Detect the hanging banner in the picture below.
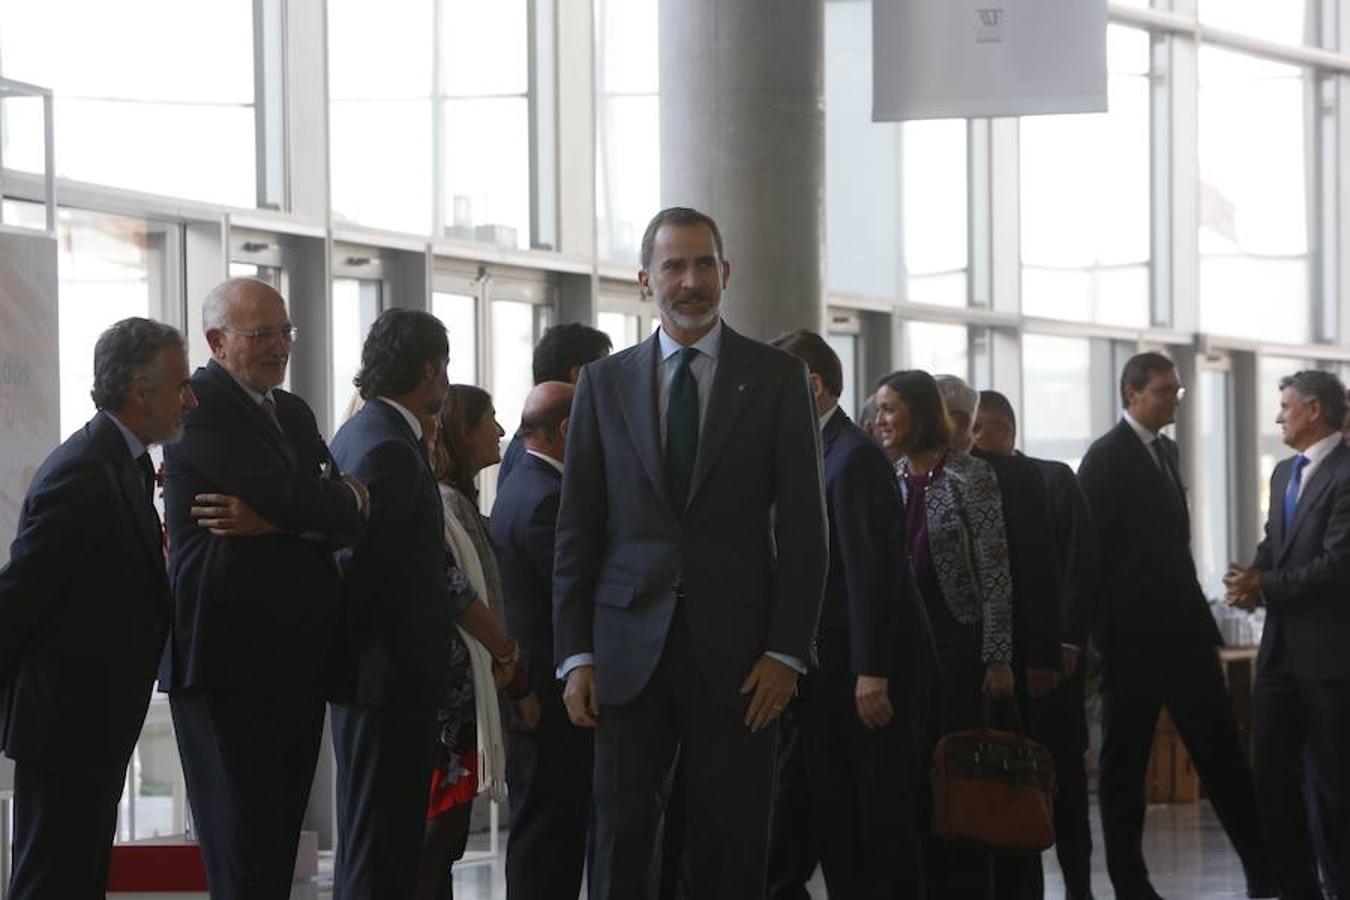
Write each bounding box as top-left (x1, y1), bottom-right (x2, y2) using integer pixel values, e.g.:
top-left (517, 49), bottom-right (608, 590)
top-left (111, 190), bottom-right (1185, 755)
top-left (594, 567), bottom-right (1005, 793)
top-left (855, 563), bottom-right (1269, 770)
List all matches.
top-left (873, 0), bottom-right (1108, 121)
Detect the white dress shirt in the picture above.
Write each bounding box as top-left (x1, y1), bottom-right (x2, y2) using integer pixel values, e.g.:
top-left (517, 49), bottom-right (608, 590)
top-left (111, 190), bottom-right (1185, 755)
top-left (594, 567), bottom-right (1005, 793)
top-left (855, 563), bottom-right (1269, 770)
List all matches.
top-left (525, 448), bottom-right (564, 475)
top-left (1122, 410), bottom-right (1167, 471)
top-left (377, 396), bottom-right (424, 441)
top-left (1291, 431), bottom-right (1342, 502)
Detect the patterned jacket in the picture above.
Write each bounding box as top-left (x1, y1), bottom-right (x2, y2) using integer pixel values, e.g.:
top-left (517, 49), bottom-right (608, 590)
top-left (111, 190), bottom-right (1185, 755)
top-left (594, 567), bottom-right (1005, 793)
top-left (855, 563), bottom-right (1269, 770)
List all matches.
top-left (897, 450), bottom-right (1013, 664)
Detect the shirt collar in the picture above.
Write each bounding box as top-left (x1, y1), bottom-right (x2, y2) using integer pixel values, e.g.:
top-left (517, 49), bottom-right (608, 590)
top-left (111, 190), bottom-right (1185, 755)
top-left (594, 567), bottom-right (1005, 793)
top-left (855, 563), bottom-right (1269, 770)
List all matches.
top-left (1299, 431), bottom-right (1341, 466)
top-left (525, 448), bottom-right (565, 474)
top-left (1122, 410), bottom-right (1160, 446)
top-left (818, 404), bottom-right (839, 432)
top-left (105, 411), bottom-right (147, 460)
top-left (658, 318), bottom-right (722, 362)
top-left (377, 396), bottom-right (423, 441)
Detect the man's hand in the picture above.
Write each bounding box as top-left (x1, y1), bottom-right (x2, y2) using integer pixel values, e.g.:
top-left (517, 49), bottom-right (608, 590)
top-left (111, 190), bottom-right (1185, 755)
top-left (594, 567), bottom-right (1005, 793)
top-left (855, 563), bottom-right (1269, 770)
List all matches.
top-left (514, 692), bottom-right (541, 731)
top-left (342, 474), bottom-right (370, 518)
top-left (1224, 564), bottom-right (1263, 612)
top-left (855, 675), bottom-right (893, 729)
top-left (1026, 667), bottom-right (1061, 698)
top-left (740, 654), bottom-right (798, 732)
top-left (563, 665), bottom-right (600, 728)
top-left (192, 493), bottom-right (280, 537)
top-left (982, 663), bottom-right (1014, 699)
top-left (1061, 646), bottom-right (1081, 678)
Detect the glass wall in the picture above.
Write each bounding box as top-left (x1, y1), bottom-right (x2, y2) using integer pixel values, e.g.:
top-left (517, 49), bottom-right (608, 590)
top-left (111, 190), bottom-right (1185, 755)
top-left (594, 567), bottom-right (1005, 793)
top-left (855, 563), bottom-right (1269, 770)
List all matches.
top-left (902, 321), bottom-right (968, 380)
top-left (1021, 334), bottom-right (1093, 467)
top-left (331, 278), bottom-right (382, 431)
top-left (433, 291), bottom-right (480, 385)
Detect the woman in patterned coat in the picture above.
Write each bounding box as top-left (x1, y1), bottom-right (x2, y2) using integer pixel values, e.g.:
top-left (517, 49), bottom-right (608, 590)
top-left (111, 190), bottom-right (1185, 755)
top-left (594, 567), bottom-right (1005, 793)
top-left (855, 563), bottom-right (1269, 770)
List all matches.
top-left (873, 369), bottom-right (1014, 899)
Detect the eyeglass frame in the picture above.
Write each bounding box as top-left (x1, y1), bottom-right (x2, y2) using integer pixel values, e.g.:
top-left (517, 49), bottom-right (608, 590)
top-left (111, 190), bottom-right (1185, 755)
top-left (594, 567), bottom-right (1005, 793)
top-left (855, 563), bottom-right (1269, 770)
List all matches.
top-left (220, 324), bottom-right (299, 344)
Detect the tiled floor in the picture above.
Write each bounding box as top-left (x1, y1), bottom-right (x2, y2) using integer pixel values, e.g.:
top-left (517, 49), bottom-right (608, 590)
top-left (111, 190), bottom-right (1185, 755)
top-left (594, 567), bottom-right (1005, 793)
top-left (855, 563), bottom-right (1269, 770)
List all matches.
top-left (318, 798), bottom-right (1264, 899)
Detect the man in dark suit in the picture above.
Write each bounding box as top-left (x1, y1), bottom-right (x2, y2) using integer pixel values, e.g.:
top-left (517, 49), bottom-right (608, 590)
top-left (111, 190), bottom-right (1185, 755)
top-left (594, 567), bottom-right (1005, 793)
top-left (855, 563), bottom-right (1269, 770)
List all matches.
top-left (554, 206), bottom-right (828, 899)
top-left (976, 389), bottom-right (1101, 900)
top-left (489, 381), bottom-right (591, 899)
top-left (1079, 352), bottom-right (1273, 900)
top-left (327, 309), bottom-right (463, 900)
top-left (1227, 369), bottom-right (1350, 900)
top-left (497, 323), bottom-right (611, 488)
top-left (161, 278), bottom-right (367, 899)
top-left (0, 317), bottom-right (195, 899)
top-left (767, 330), bottom-right (934, 899)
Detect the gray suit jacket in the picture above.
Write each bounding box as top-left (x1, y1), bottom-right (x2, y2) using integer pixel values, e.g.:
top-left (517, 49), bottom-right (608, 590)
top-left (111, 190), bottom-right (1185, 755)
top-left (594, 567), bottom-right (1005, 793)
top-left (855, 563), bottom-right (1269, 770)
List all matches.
top-left (553, 324), bottom-right (828, 706)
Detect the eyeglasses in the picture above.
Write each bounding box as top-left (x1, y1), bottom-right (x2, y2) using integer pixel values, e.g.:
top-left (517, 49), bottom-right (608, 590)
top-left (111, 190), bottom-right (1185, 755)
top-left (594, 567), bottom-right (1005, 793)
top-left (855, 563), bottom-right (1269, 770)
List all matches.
top-left (1146, 384), bottom-right (1186, 401)
top-left (222, 325), bottom-right (298, 344)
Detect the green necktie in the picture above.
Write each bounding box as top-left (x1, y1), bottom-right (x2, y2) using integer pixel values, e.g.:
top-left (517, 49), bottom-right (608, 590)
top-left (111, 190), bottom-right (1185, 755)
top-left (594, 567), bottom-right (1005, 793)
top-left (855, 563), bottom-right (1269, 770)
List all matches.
top-left (666, 347), bottom-right (700, 512)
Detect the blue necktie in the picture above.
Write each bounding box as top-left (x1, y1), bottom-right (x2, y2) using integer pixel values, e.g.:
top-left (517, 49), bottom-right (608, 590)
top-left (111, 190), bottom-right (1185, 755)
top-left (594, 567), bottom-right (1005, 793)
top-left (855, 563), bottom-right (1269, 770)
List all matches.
top-left (666, 347), bottom-right (700, 513)
top-left (1283, 454), bottom-right (1309, 531)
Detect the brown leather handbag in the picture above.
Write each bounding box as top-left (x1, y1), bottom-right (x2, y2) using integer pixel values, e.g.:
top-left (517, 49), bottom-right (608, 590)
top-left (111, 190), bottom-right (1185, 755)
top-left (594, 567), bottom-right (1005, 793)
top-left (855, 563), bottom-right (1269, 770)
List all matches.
top-left (930, 700), bottom-right (1056, 851)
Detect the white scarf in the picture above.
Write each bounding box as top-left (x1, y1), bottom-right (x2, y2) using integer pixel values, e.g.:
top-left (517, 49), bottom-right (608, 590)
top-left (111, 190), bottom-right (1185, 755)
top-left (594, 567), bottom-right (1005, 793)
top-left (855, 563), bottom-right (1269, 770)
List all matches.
top-left (441, 488), bottom-right (508, 804)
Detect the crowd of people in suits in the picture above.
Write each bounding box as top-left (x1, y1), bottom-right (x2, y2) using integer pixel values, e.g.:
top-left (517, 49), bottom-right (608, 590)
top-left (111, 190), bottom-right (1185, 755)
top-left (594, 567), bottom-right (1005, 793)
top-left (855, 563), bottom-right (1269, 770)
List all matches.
top-left (0, 205), bottom-right (1346, 900)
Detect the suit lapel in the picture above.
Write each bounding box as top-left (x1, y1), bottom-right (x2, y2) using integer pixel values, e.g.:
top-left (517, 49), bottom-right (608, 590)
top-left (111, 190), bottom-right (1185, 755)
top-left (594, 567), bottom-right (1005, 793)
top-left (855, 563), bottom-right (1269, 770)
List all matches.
top-left (204, 361), bottom-right (298, 469)
top-left (687, 326), bottom-right (756, 508)
top-left (615, 334), bottom-right (674, 516)
top-left (91, 413), bottom-right (165, 579)
top-left (1270, 459), bottom-right (1290, 549)
top-left (1279, 445), bottom-right (1346, 561)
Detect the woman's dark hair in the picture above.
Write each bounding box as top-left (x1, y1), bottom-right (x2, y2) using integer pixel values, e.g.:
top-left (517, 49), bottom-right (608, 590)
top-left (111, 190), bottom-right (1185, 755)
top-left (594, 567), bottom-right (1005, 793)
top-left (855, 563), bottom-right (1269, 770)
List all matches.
top-left (876, 369), bottom-right (952, 455)
top-left (432, 384), bottom-right (494, 501)
top-left (354, 309), bottom-right (449, 400)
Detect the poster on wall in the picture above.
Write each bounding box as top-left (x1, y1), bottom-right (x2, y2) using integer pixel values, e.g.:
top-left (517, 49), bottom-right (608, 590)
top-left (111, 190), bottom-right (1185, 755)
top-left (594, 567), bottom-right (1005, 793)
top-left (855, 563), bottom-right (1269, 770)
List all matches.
top-left (0, 226), bottom-right (60, 566)
top-left (873, 0), bottom-right (1108, 121)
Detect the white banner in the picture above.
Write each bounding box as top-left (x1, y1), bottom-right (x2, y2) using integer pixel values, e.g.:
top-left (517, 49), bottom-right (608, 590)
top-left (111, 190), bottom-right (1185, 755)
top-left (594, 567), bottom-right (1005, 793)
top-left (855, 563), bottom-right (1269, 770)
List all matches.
top-left (0, 226), bottom-right (60, 566)
top-left (873, 0), bottom-right (1108, 121)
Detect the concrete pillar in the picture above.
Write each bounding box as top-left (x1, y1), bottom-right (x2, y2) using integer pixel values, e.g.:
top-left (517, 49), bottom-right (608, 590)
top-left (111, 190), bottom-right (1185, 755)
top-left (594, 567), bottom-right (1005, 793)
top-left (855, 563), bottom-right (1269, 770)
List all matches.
top-left (659, 0), bottom-right (825, 341)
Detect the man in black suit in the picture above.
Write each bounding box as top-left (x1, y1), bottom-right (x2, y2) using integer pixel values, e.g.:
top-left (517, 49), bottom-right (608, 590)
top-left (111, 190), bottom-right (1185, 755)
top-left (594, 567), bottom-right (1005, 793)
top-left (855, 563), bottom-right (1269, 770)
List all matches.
top-left (327, 309), bottom-right (462, 900)
top-left (1079, 352), bottom-right (1273, 900)
top-left (1227, 369), bottom-right (1350, 900)
top-left (497, 323), bottom-right (611, 488)
top-left (0, 317), bottom-right (195, 899)
top-left (767, 330), bottom-right (934, 899)
top-left (976, 389), bottom-right (1101, 900)
top-left (489, 381), bottom-right (591, 899)
top-left (161, 278), bottom-right (367, 899)
top-left (554, 207), bottom-right (828, 899)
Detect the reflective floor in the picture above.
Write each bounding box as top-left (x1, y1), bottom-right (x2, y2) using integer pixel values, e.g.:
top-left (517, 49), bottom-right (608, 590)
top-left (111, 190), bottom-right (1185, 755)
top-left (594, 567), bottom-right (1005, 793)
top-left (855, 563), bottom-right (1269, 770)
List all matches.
top-left (317, 798), bottom-right (1262, 899)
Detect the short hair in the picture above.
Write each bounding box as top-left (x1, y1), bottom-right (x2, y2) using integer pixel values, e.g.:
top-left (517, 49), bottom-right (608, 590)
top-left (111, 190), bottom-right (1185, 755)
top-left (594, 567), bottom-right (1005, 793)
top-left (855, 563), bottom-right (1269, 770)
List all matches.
top-left (934, 374), bottom-right (978, 418)
top-left (639, 206), bottom-right (725, 270)
top-left (519, 391), bottom-right (574, 440)
top-left (432, 384), bottom-right (494, 501)
top-left (353, 309), bottom-right (448, 400)
top-left (876, 370), bottom-right (952, 456)
top-left (1279, 370), bottom-right (1347, 429)
top-left (90, 317), bottom-right (186, 411)
top-left (978, 390), bottom-right (1017, 429)
top-left (201, 277), bottom-right (277, 332)
top-left (1119, 352), bottom-right (1176, 407)
top-left (769, 329), bottom-right (844, 398)
top-left (532, 323), bottom-right (611, 384)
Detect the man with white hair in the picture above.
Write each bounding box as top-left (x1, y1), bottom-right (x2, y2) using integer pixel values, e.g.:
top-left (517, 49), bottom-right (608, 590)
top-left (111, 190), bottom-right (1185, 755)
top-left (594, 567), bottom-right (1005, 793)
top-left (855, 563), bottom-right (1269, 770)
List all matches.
top-left (936, 373), bottom-right (1063, 896)
top-left (162, 278), bottom-right (367, 899)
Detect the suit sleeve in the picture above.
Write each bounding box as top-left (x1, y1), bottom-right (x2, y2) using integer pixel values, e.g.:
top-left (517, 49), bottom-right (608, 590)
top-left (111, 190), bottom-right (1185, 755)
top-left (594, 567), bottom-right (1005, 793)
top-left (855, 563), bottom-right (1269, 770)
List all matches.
top-left (834, 445), bottom-right (911, 677)
top-left (765, 359), bottom-right (829, 661)
top-left (1059, 468), bottom-right (1100, 648)
top-left (553, 366), bottom-right (607, 665)
top-left (1075, 445), bottom-right (1112, 635)
top-left (178, 402), bottom-right (363, 543)
top-left (0, 459), bottom-right (114, 679)
top-left (1004, 462), bottom-right (1062, 669)
top-left (1259, 472), bottom-right (1350, 603)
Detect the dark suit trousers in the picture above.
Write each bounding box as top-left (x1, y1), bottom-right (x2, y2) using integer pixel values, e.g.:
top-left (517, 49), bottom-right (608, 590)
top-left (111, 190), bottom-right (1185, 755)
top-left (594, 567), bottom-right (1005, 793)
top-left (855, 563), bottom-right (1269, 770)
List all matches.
top-left (7, 760), bottom-right (126, 900)
top-left (1253, 667), bottom-right (1350, 900)
top-left (171, 688), bottom-right (326, 900)
top-left (1030, 666), bottom-right (1093, 899)
top-left (767, 701), bottom-right (817, 900)
top-left (591, 610), bottom-right (778, 900)
top-left (505, 709), bottom-right (595, 900)
top-left (331, 702), bottom-right (441, 900)
top-left (1099, 647), bottom-right (1269, 897)
top-left (788, 636), bottom-right (928, 900)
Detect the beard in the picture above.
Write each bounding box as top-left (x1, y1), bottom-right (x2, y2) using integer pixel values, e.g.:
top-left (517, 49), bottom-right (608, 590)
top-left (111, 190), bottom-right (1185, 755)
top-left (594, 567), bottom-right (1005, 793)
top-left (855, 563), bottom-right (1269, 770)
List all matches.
top-left (657, 291), bottom-right (721, 333)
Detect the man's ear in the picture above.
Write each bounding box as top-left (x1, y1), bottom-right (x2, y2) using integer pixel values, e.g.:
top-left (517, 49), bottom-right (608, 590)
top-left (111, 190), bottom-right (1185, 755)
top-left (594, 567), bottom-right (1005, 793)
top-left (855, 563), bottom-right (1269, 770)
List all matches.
top-left (206, 328), bottom-right (226, 358)
top-left (558, 417), bottom-right (570, 440)
top-left (637, 269), bottom-right (651, 299)
top-left (808, 372), bottom-right (825, 401)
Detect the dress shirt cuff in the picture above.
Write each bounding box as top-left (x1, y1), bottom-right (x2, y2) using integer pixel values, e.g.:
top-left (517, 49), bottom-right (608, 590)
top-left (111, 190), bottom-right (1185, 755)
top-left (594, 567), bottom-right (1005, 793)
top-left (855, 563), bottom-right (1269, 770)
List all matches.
top-left (557, 653), bottom-right (595, 681)
top-left (766, 651), bottom-right (806, 675)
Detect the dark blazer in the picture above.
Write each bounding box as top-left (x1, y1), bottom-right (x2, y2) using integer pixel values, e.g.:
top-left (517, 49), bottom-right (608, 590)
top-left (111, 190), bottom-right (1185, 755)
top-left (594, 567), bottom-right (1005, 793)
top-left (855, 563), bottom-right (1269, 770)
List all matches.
top-left (554, 325), bottom-right (828, 706)
top-left (1078, 419), bottom-right (1221, 652)
top-left (1032, 456), bottom-right (1099, 650)
top-left (490, 451), bottom-right (569, 724)
top-left (161, 361), bottom-right (363, 692)
top-left (1252, 442), bottom-right (1350, 678)
top-left (818, 408), bottom-right (933, 682)
top-left (330, 398), bottom-right (461, 709)
top-left (496, 433), bottom-right (527, 489)
top-left (971, 447), bottom-right (1063, 670)
top-left (0, 412), bottom-right (170, 775)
